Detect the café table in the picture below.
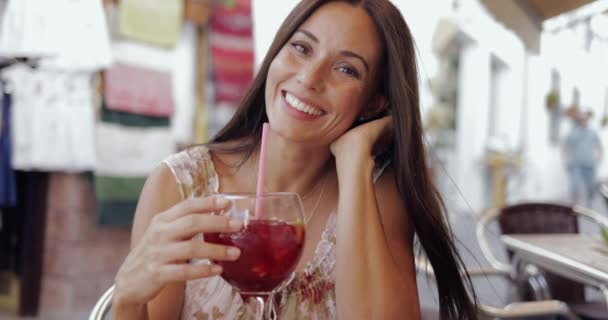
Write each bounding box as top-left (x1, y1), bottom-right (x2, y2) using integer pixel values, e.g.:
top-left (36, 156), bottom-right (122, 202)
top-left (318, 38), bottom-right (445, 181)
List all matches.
top-left (501, 234), bottom-right (608, 310)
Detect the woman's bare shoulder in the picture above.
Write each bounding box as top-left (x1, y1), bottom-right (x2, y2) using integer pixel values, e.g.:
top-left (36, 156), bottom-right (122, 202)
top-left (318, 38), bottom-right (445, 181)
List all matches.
top-left (131, 163), bottom-right (182, 245)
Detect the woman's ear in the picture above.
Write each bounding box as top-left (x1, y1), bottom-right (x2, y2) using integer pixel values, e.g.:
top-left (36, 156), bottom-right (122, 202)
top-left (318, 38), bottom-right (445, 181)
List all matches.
top-left (359, 95), bottom-right (388, 121)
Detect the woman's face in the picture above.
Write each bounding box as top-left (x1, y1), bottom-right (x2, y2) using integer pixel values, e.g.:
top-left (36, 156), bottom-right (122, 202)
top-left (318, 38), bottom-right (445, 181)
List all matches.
top-left (265, 1), bottom-right (383, 145)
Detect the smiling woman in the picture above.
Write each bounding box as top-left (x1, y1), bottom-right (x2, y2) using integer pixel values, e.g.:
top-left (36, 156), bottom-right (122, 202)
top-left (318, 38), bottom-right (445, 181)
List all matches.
top-left (112, 1), bottom-right (478, 319)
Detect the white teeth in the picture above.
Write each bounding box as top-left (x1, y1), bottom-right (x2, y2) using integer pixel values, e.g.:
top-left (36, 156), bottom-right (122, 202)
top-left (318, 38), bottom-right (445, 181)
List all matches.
top-left (285, 93), bottom-right (323, 116)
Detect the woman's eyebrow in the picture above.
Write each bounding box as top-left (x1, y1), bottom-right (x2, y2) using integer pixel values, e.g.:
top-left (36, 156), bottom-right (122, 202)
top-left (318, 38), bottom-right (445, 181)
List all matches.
top-left (296, 29), bottom-right (369, 72)
top-left (296, 29), bottom-right (318, 42)
top-left (339, 50), bottom-right (369, 72)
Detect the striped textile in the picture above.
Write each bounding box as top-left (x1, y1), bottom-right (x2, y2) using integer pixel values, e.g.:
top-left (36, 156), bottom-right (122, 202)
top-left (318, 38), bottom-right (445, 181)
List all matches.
top-left (209, 0), bottom-right (254, 106)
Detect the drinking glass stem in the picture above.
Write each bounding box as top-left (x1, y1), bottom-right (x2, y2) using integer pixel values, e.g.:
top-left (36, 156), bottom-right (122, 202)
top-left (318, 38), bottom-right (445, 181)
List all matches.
top-left (244, 295), bottom-right (267, 320)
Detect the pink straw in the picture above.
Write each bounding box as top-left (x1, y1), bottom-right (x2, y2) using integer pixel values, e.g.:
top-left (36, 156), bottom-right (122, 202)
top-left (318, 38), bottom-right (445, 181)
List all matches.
top-left (255, 123), bottom-right (270, 218)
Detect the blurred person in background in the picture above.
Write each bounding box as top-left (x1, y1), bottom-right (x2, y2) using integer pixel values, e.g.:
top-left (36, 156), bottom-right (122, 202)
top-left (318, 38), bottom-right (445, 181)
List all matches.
top-left (563, 109), bottom-right (603, 207)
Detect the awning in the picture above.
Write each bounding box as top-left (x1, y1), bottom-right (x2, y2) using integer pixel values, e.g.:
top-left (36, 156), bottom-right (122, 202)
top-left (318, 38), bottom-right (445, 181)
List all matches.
top-left (525, 0), bottom-right (595, 19)
top-left (480, 0), bottom-right (595, 53)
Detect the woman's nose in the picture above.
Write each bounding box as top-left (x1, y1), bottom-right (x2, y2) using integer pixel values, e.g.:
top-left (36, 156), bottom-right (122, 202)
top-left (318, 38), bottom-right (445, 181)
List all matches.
top-left (296, 60), bottom-right (325, 91)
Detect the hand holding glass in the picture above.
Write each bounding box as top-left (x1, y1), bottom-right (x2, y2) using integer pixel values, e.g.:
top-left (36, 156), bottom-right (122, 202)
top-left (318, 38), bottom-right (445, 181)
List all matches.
top-left (204, 193), bottom-right (306, 319)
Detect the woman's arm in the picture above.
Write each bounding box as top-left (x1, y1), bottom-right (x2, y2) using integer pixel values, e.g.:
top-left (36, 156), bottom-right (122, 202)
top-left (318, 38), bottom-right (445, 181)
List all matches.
top-left (331, 117), bottom-right (420, 319)
top-left (334, 154), bottom-right (419, 320)
top-left (113, 165), bottom-right (240, 319)
top-left (113, 165), bottom-right (187, 320)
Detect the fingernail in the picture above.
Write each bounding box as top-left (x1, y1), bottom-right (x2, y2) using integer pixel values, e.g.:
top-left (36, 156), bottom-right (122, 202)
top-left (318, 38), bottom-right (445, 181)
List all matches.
top-left (211, 265), bottom-right (222, 274)
top-left (229, 219), bottom-right (243, 230)
top-left (227, 247), bottom-right (241, 258)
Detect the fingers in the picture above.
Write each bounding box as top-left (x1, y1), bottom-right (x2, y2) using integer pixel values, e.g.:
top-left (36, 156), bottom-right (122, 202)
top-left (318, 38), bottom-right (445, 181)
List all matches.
top-left (156, 263), bottom-right (224, 283)
top-left (158, 240), bottom-right (241, 263)
top-left (165, 214), bottom-right (243, 240)
top-left (158, 196), bottom-right (231, 222)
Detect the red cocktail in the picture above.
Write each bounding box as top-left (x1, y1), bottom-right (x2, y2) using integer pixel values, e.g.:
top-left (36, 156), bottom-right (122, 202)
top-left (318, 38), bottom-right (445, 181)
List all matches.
top-left (205, 219), bottom-right (305, 295)
top-left (207, 193), bottom-right (306, 319)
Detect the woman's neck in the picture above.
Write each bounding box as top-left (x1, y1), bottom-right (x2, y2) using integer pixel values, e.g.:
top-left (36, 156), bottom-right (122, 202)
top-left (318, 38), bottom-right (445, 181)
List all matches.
top-left (247, 130), bottom-right (334, 196)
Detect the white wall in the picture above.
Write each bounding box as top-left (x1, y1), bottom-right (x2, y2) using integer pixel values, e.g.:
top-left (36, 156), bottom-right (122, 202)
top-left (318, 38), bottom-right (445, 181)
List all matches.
top-left (252, 0), bottom-right (299, 68)
top-left (455, 43), bottom-right (491, 211)
top-left (521, 27), bottom-right (608, 203)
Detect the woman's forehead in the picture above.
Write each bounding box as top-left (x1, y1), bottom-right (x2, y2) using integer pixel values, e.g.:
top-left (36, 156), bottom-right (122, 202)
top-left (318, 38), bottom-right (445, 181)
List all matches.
top-left (298, 2), bottom-right (382, 64)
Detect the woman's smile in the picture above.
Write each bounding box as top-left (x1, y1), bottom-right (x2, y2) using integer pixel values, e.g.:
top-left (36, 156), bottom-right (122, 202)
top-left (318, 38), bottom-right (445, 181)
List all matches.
top-left (281, 90), bottom-right (326, 121)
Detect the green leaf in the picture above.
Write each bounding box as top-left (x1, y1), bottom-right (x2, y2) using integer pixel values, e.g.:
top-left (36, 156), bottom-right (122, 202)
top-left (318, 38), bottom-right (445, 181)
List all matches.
top-left (601, 228), bottom-right (608, 245)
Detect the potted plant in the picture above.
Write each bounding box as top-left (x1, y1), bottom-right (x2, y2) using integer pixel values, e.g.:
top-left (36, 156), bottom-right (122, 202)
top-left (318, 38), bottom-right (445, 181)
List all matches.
top-left (545, 90), bottom-right (560, 111)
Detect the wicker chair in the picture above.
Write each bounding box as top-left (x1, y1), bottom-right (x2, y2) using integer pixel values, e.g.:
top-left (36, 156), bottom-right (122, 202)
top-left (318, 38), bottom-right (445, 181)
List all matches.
top-left (89, 284), bottom-right (113, 320)
top-left (477, 202), bottom-right (608, 319)
top-left (415, 255), bottom-right (580, 320)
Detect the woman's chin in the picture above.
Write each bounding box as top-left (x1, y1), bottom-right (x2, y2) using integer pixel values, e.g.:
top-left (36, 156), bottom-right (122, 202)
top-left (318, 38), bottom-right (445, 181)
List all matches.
top-left (270, 125), bottom-right (328, 147)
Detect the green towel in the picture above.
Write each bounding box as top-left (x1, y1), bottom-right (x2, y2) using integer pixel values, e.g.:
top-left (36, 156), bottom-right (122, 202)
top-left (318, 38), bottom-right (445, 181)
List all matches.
top-left (94, 175), bottom-right (146, 201)
top-left (101, 101), bottom-right (170, 128)
top-left (94, 175), bottom-right (146, 226)
top-left (97, 200), bottom-right (140, 226)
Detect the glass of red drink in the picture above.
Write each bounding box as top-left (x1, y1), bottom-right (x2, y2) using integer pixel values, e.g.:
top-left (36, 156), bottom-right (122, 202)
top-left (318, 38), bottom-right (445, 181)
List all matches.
top-left (205, 192), bottom-right (306, 319)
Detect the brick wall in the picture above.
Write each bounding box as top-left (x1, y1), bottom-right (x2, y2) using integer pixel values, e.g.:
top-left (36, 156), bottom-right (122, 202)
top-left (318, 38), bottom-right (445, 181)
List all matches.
top-left (40, 173), bottom-right (131, 316)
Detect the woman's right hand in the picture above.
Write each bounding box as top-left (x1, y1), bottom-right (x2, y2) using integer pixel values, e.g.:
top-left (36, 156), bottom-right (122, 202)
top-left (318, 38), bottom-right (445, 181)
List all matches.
top-left (113, 196), bottom-right (243, 307)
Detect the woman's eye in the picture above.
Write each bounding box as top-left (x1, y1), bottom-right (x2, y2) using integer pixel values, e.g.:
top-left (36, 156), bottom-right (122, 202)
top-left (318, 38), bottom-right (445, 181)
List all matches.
top-left (291, 42), bottom-right (309, 54)
top-left (337, 66), bottom-right (360, 79)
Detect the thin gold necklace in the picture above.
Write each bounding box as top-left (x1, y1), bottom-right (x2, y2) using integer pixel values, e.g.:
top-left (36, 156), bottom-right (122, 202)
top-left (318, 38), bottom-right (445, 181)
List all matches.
top-left (305, 175), bottom-right (327, 225)
top-left (248, 160), bottom-right (327, 225)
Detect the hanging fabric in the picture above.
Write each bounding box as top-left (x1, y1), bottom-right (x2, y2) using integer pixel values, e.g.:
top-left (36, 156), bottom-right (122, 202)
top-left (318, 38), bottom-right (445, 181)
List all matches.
top-left (0, 0), bottom-right (112, 72)
top-left (209, 0), bottom-right (254, 106)
top-left (95, 123), bottom-right (174, 225)
top-left (95, 123), bottom-right (174, 176)
top-left (0, 0), bottom-right (58, 58)
top-left (100, 100), bottom-right (170, 128)
top-left (104, 62), bottom-right (174, 118)
top-left (107, 23), bottom-right (197, 145)
top-left (117, 0), bottom-right (183, 48)
top-left (94, 175), bottom-right (146, 225)
top-left (0, 88), bottom-right (17, 207)
top-left (2, 64), bottom-right (96, 171)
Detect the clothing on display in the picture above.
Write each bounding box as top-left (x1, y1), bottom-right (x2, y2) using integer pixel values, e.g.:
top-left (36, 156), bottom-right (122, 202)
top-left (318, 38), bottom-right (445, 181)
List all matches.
top-left (209, 0), bottom-right (254, 106)
top-left (95, 122), bottom-right (174, 226)
top-left (107, 23), bottom-right (197, 144)
top-left (96, 123), bottom-right (174, 177)
top-left (100, 101), bottom-right (170, 128)
top-left (94, 175), bottom-right (146, 225)
top-left (0, 0), bottom-right (112, 72)
top-left (1, 64), bottom-right (96, 171)
top-left (0, 90), bottom-right (16, 207)
top-left (117, 0), bottom-right (183, 47)
top-left (104, 62), bottom-right (174, 117)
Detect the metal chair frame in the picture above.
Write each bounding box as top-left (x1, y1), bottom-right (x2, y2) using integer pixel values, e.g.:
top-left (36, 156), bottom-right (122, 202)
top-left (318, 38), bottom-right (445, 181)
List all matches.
top-left (89, 284), bottom-right (114, 320)
top-left (415, 255), bottom-right (581, 319)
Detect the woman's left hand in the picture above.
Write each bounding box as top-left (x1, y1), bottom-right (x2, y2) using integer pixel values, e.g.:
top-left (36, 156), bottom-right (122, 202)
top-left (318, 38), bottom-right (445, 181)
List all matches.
top-left (330, 116), bottom-right (393, 161)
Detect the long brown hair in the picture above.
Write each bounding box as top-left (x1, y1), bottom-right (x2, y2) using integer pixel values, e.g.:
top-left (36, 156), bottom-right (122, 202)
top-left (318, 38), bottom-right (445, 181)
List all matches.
top-left (209, 0), bottom-right (478, 318)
